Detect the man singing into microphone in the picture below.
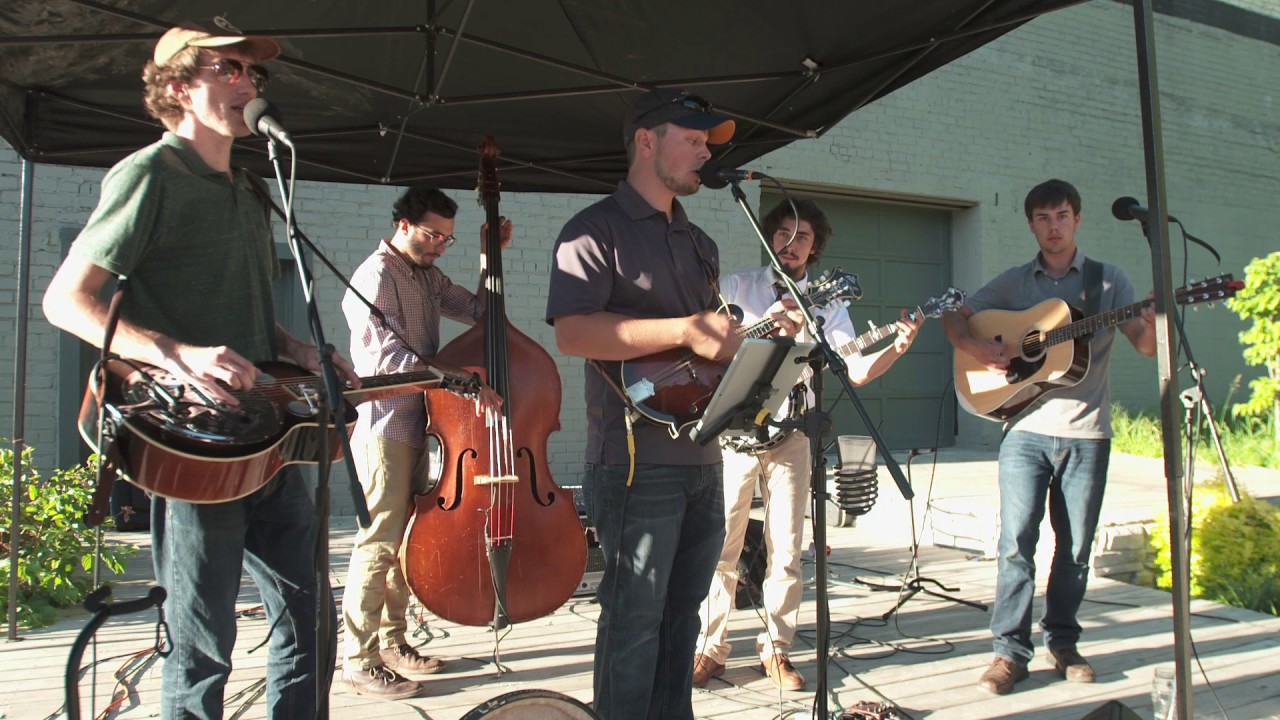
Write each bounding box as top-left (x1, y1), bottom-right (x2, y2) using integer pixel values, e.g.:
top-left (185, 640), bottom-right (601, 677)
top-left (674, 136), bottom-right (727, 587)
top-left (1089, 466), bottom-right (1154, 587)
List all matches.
top-left (43, 19), bottom-right (358, 717)
top-left (545, 88), bottom-right (800, 720)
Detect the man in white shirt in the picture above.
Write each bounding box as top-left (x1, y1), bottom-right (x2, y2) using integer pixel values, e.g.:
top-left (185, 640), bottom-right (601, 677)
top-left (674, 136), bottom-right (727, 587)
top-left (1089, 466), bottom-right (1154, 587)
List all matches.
top-left (694, 198), bottom-right (923, 691)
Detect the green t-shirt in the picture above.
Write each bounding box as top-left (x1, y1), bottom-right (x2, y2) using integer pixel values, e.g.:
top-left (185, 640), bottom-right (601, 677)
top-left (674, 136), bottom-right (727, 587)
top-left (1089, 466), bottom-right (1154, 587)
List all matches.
top-left (70, 133), bottom-right (279, 364)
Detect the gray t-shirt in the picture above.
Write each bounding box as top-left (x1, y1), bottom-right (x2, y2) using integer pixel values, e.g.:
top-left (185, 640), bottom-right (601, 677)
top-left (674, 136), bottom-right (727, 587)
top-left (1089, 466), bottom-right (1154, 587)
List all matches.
top-left (545, 181), bottom-right (722, 465)
top-left (70, 132), bottom-right (279, 364)
top-left (963, 250), bottom-right (1136, 438)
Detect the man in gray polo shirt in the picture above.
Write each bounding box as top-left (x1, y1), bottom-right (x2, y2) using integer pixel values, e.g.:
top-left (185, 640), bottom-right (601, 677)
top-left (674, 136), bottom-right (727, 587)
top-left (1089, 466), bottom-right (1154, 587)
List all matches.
top-left (545, 89), bottom-right (798, 720)
top-left (942, 179), bottom-right (1156, 696)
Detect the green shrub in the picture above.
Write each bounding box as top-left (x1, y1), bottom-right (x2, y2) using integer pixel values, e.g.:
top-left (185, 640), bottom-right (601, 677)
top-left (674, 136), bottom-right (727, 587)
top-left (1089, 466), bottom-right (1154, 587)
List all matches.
top-left (1150, 479), bottom-right (1280, 616)
top-left (0, 444), bottom-right (133, 627)
top-left (1197, 495), bottom-right (1280, 615)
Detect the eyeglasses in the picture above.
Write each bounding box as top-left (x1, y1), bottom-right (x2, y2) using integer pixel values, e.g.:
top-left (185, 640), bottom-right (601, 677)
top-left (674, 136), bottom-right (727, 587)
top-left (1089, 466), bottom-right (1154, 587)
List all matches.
top-left (198, 58), bottom-right (270, 93)
top-left (632, 92), bottom-right (713, 124)
top-left (414, 224), bottom-right (456, 247)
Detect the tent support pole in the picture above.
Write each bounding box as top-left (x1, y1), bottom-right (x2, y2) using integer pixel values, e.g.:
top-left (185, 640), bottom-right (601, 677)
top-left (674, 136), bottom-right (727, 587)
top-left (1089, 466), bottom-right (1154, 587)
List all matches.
top-left (8, 158), bottom-right (34, 642)
top-left (1130, 2), bottom-right (1193, 718)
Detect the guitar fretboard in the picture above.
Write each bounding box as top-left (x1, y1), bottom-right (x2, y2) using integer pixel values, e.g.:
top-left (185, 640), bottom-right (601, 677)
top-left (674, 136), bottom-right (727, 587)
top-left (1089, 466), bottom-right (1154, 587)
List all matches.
top-left (1041, 299), bottom-right (1154, 348)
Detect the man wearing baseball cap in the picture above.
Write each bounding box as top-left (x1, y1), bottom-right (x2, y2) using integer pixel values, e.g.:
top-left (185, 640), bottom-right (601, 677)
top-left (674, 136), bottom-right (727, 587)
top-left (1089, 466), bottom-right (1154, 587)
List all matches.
top-left (545, 89), bottom-right (798, 719)
top-left (44, 18), bottom-right (357, 718)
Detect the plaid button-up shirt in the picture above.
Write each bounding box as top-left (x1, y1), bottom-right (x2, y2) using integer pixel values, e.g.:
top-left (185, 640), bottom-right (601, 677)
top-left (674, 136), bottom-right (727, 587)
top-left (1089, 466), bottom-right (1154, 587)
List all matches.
top-left (343, 239), bottom-right (484, 447)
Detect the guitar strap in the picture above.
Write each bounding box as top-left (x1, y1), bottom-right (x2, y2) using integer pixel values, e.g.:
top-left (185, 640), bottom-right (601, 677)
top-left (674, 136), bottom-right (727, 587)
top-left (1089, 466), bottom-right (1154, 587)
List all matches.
top-left (1083, 258), bottom-right (1103, 317)
top-left (85, 280), bottom-right (133, 527)
top-left (588, 360), bottom-right (641, 487)
top-left (1083, 258), bottom-right (1103, 341)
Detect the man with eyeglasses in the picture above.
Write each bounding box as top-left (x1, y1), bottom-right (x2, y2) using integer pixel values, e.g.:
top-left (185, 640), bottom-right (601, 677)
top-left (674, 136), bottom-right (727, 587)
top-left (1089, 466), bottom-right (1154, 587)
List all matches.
top-left (545, 88), bottom-right (801, 720)
top-left (43, 19), bottom-right (359, 718)
top-left (339, 185), bottom-right (506, 700)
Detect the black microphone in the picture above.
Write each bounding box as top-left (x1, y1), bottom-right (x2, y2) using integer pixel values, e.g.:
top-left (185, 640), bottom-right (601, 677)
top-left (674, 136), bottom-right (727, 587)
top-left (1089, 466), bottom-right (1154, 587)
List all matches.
top-left (1111, 196), bottom-right (1178, 224)
top-left (698, 161), bottom-right (765, 189)
top-left (243, 98), bottom-right (292, 146)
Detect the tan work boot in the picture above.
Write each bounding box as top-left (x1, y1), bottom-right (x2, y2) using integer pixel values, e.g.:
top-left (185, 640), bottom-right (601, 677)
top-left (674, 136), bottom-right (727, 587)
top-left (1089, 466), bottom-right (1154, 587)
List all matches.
top-left (977, 656), bottom-right (1029, 695)
top-left (762, 654), bottom-right (805, 691)
top-left (692, 653), bottom-right (725, 688)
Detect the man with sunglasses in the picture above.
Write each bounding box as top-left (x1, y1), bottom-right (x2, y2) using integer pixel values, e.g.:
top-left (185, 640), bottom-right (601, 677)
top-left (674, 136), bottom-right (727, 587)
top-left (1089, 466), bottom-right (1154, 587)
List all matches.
top-left (545, 88), bottom-right (801, 720)
top-left (43, 19), bottom-right (359, 718)
top-left (339, 185), bottom-right (506, 700)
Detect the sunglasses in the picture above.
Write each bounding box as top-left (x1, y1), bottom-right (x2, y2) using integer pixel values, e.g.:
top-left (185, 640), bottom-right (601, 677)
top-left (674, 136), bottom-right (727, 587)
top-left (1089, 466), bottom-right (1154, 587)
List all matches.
top-left (414, 224), bottom-right (457, 247)
top-left (199, 58), bottom-right (270, 92)
top-left (633, 92), bottom-right (713, 124)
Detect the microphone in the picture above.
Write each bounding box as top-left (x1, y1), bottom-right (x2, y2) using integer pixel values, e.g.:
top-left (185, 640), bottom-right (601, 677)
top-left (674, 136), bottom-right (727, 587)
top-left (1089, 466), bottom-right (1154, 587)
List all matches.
top-left (243, 98), bottom-right (292, 146)
top-left (1111, 196), bottom-right (1178, 224)
top-left (697, 161), bottom-right (765, 189)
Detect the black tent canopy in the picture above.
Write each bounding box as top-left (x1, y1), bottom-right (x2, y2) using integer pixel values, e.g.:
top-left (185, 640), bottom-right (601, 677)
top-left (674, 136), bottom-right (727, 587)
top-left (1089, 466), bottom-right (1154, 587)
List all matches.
top-left (1, 0), bottom-right (1084, 192)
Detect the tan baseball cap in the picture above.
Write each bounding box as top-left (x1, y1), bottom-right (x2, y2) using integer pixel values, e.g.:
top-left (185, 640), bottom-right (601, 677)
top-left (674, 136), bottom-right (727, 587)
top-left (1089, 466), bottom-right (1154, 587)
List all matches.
top-left (153, 18), bottom-right (280, 67)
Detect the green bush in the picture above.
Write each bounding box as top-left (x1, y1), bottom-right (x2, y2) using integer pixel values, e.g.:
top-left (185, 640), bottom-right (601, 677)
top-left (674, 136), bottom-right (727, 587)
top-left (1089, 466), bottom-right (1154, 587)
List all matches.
top-left (1197, 495), bottom-right (1280, 615)
top-left (1150, 479), bottom-right (1280, 616)
top-left (0, 444), bottom-right (133, 627)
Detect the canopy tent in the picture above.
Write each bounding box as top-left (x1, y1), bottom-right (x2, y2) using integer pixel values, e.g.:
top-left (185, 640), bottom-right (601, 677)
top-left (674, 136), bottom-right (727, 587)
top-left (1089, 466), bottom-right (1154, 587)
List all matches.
top-left (1, 2), bottom-right (1199, 718)
top-left (2, 0), bottom-right (1084, 192)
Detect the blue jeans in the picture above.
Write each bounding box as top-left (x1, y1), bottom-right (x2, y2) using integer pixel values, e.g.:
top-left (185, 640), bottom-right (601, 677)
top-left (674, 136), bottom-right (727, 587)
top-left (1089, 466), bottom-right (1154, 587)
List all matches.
top-left (583, 463), bottom-right (725, 720)
top-left (152, 467), bottom-right (336, 719)
top-left (991, 430), bottom-right (1110, 664)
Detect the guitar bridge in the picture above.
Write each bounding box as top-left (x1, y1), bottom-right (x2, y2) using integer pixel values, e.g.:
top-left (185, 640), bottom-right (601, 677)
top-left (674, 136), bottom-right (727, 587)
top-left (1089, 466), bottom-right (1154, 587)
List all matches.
top-left (625, 378), bottom-right (655, 403)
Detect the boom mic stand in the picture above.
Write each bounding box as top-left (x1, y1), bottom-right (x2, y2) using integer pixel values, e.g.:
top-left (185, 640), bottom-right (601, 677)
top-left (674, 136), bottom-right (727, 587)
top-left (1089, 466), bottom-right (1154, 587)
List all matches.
top-left (874, 449), bottom-right (986, 621)
top-left (265, 134), bottom-right (365, 719)
top-left (717, 176), bottom-right (916, 720)
top-left (1170, 298), bottom-right (1239, 503)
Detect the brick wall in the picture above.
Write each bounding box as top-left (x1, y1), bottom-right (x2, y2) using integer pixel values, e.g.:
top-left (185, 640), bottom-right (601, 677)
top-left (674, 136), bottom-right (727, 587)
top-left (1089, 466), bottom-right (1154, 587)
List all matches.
top-left (3, 1), bottom-right (1277, 504)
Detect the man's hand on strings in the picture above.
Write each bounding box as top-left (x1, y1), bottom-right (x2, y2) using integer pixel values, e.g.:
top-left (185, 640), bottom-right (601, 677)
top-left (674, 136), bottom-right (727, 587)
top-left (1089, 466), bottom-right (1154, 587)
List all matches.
top-left (475, 385), bottom-right (505, 425)
top-left (294, 345), bottom-right (362, 390)
top-left (765, 298), bottom-right (805, 338)
top-left (684, 310), bottom-right (742, 362)
top-left (892, 309), bottom-right (924, 353)
top-left (161, 344), bottom-right (260, 407)
top-left (480, 216), bottom-right (514, 250)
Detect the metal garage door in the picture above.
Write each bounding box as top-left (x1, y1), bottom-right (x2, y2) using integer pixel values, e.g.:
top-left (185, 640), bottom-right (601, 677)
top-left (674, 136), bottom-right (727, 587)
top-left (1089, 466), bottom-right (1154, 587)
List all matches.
top-left (760, 192), bottom-right (956, 452)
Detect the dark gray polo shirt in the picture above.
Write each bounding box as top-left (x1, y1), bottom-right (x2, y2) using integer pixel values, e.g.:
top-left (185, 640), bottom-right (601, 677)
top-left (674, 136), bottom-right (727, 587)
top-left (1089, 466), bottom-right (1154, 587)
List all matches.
top-left (70, 132), bottom-right (279, 364)
top-left (963, 249), bottom-right (1137, 438)
top-left (546, 181), bottom-right (722, 465)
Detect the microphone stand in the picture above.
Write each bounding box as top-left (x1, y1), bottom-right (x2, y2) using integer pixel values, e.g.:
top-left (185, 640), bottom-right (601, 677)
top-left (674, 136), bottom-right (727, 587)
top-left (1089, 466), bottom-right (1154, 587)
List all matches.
top-left (1135, 220), bottom-right (1239, 502)
top-left (265, 136), bottom-right (360, 718)
top-left (721, 177), bottom-right (915, 719)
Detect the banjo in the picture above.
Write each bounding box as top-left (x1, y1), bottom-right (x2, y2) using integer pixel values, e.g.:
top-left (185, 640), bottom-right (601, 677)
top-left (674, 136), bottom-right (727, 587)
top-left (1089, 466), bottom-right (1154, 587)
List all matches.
top-left (721, 287), bottom-right (965, 454)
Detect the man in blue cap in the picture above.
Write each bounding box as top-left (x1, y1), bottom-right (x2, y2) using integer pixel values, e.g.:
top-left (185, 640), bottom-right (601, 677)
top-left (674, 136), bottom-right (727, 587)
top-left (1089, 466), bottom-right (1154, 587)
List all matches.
top-left (545, 89), bottom-right (799, 720)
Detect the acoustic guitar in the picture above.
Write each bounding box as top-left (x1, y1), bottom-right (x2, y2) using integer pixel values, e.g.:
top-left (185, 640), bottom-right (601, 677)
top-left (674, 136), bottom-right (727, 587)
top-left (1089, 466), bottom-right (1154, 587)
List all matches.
top-left (78, 358), bottom-right (476, 502)
top-left (954, 274), bottom-right (1240, 422)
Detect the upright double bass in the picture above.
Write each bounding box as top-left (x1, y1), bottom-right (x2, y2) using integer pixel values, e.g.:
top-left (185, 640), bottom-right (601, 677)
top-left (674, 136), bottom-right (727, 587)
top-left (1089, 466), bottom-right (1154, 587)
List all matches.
top-left (402, 137), bottom-right (587, 628)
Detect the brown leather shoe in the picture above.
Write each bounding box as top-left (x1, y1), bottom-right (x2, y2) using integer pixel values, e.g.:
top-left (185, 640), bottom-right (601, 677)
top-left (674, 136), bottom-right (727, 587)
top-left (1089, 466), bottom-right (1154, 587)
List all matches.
top-left (692, 653), bottom-right (725, 688)
top-left (343, 665), bottom-right (423, 700)
top-left (977, 656), bottom-right (1028, 695)
top-left (762, 654), bottom-right (806, 691)
top-left (380, 644), bottom-right (445, 675)
top-left (1049, 646), bottom-right (1096, 683)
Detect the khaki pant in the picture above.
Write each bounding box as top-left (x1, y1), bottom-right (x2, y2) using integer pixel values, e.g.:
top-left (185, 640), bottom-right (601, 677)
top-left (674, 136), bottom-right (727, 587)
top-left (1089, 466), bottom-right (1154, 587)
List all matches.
top-left (697, 430), bottom-right (810, 664)
top-left (341, 436), bottom-right (429, 669)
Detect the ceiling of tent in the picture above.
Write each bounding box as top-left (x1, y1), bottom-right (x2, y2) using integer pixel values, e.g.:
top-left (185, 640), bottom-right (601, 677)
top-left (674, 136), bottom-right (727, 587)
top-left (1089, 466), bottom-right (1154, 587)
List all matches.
top-left (0, 0), bottom-right (1084, 193)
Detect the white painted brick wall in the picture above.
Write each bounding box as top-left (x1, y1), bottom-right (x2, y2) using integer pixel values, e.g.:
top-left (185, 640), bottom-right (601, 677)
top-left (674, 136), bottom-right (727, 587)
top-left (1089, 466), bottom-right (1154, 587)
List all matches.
top-left (2, 2), bottom-right (1277, 503)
